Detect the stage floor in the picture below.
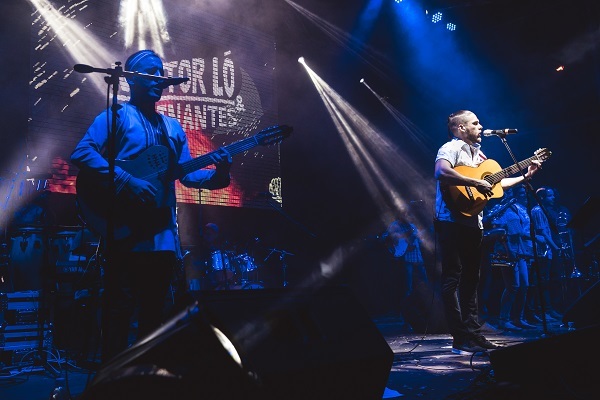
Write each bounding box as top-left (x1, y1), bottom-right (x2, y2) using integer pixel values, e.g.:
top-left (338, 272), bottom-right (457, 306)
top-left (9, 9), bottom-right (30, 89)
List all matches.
top-left (1, 315), bottom-right (583, 400)
top-left (379, 317), bottom-right (581, 399)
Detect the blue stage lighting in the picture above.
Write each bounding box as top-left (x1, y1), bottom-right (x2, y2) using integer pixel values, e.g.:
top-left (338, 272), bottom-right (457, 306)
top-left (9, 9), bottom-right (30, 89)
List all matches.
top-left (432, 12), bottom-right (442, 23)
top-left (446, 23), bottom-right (456, 31)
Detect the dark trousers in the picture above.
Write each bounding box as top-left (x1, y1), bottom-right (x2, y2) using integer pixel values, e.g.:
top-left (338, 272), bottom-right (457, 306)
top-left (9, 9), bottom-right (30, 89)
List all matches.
top-left (436, 221), bottom-right (483, 341)
top-left (101, 250), bottom-right (175, 363)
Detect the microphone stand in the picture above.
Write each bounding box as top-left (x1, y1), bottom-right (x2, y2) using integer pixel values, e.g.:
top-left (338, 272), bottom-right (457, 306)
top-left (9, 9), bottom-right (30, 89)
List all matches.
top-left (496, 134), bottom-right (554, 336)
top-left (104, 64), bottom-right (121, 295)
top-left (264, 248), bottom-right (295, 287)
top-left (263, 197), bottom-right (317, 240)
top-left (72, 62), bottom-right (128, 363)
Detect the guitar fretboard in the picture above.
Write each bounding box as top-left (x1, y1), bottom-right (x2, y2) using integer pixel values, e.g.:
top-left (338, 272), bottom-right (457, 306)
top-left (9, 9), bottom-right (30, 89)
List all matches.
top-left (484, 155), bottom-right (538, 184)
top-left (181, 135), bottom-right (259, 176)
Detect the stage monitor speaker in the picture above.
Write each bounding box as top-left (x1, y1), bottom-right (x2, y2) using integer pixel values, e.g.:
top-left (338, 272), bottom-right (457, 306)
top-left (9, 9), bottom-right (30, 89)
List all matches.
top-left (82, 285), bottom-right (394, 400)
top-left (196, 285), bottom-right (394, 399)
top-left (489, 324), bottom-right (600, 397)
top-left (562, 279), bottom-right (600, 329)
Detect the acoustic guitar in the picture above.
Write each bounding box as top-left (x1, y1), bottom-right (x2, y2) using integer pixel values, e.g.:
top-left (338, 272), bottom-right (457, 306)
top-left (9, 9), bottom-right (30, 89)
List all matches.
top-left (443, 148), bottom-right (552, 217)
top-left (76, 125), bottom-right (292, 239)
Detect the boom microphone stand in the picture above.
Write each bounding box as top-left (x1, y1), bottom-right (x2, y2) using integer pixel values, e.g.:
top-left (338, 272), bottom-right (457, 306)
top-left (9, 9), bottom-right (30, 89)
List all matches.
top-left (72, 63), bottom-right (178, 364)
top-left (493, 133), bottom-right (554, 336)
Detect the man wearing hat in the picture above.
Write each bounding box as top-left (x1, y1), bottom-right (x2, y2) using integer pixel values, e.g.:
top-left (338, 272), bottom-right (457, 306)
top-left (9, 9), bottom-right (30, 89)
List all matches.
top-left (71, 50), bottom-right (232, 362)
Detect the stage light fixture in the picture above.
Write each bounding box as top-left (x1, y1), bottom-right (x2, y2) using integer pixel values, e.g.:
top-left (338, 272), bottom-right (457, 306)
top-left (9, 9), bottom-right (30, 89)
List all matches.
top-left (299, 62), bottom-right (435, 254)
top-left (29, 0), bottom-right (114, 94)
top-left (446, 23), bottom-right (456, 31)
top-left (119, 0), bottom-right (171, 55)
top-left (432, 12), bottom-right (442, 23)
top-left (298, 56), bottom-right (305, 64)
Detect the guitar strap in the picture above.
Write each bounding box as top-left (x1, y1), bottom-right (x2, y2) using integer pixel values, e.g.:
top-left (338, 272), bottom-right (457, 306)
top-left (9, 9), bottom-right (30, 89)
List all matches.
top-left (156, 114), bottom-right (172, 148)
top-left (157, 113), bottom-right (178, 169)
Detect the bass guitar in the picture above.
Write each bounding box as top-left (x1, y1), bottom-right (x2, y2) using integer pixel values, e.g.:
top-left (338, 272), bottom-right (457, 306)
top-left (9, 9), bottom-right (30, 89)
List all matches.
top-left (76, 125), bottom-right (292, 239)
top-left (444, 148), bottom-right (551, 217)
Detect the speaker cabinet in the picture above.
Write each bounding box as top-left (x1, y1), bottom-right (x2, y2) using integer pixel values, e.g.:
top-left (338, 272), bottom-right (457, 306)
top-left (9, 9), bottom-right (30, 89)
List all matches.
top-left (83, 285), bottom-right (394, 399)
top-left (562, 279), bottom-right (600, 329)
top-left (490, 324), bottom-right (600, 397)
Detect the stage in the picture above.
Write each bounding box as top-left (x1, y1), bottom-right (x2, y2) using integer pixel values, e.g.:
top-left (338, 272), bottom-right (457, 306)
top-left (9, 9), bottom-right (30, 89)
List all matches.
top-left (0, 312), bottom-right (594, 400)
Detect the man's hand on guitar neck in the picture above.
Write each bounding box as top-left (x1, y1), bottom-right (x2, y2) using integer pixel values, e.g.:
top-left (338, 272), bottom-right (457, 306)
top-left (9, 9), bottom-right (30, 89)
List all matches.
top-left (210, 147), bottom-right (233, 178)
top-left (124, 175), bottom-right (158, 205)
top-left (210, 147), bottom-right (232, 166)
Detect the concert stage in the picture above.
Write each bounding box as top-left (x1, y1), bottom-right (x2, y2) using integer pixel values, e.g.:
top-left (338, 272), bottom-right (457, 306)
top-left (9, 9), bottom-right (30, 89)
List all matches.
top-left (1, 311), bottom-right (593, 400)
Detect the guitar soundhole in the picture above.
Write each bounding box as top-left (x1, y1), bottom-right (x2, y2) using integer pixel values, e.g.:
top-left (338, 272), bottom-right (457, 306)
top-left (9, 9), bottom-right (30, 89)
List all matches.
top-left (147, 154), bottom-right (167, 169)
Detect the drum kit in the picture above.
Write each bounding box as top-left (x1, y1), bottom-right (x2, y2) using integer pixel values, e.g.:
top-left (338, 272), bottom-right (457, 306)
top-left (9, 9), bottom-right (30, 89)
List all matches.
top-left (183, 247), bottom-right (264, 292)
top-left (208, 249), bottom-right (262, 290)
top-left (181, 243), bottom-right (295, 291)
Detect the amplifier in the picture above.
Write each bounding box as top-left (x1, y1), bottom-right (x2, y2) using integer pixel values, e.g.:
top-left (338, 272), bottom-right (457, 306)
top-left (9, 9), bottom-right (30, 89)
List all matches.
top-left (0, 291), bottom-right (40, 325)
top-left (0, 323), bottom-right (52, 351)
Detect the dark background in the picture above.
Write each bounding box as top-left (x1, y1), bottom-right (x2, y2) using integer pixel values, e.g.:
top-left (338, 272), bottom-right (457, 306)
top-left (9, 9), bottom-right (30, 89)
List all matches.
top-left (1, 0), bottom-right (599, 313)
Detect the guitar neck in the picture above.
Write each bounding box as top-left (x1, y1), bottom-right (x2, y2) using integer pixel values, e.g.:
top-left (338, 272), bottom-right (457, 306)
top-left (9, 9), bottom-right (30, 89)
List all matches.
top-left (179, 135), bottom-right (259, 176)
top-left (485, 155), bottom-right (537, 185)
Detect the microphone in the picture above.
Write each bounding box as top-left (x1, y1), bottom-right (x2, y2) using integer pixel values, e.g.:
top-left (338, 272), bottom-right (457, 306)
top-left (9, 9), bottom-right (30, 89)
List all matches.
top-left (483, 128), bottom-right (518, 137)
top-left (74, 64), bottom-right (96, 73)
top-left (156, 77), bottom-right (189, 89)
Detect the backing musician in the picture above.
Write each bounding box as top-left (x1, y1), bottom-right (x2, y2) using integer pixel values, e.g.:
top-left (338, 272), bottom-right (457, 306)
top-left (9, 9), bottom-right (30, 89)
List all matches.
top-left (491, 185), bottom-right (541, 330)
top-left (70, 50), bottom-right (232, 363)
top-left (386, 213), bottom-right (428, 300)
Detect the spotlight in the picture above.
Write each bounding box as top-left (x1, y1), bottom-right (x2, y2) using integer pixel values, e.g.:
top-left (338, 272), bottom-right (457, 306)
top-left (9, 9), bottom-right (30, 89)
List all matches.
top-left (359, 78), bottom-right (365, 83)
top-left (298, 57), bottom-right (305, 64)
top-left (432, 12), bottom-right (442, 23)
top-left (446, 23), bottom-right (456, 31)
top-left (556, 65), bottom-right (565, 72)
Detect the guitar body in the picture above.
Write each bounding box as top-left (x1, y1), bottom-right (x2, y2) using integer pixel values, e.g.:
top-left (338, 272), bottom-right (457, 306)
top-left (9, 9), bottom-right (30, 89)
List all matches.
top-left (114, 145), bottom-right (171, 207)
top-left (383, 224), bottom-right (415, 258)
top-left (444, 159), bottom-right (504, 217)
top-left (76, 168), bottom-right (165, 240)
top-left (388, 239), bottom-right (409, 258)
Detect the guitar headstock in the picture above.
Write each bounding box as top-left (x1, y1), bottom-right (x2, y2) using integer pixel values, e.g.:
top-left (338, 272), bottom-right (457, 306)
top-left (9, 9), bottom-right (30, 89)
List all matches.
top-left (256, 125), bottom-right (293, 145)
top-left (534, 148), bottom-right (552, 162)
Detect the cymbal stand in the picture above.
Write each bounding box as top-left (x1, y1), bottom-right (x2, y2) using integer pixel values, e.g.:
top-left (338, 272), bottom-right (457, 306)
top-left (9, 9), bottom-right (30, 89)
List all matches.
top-left (265, 248), bottom-right (294, 287)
